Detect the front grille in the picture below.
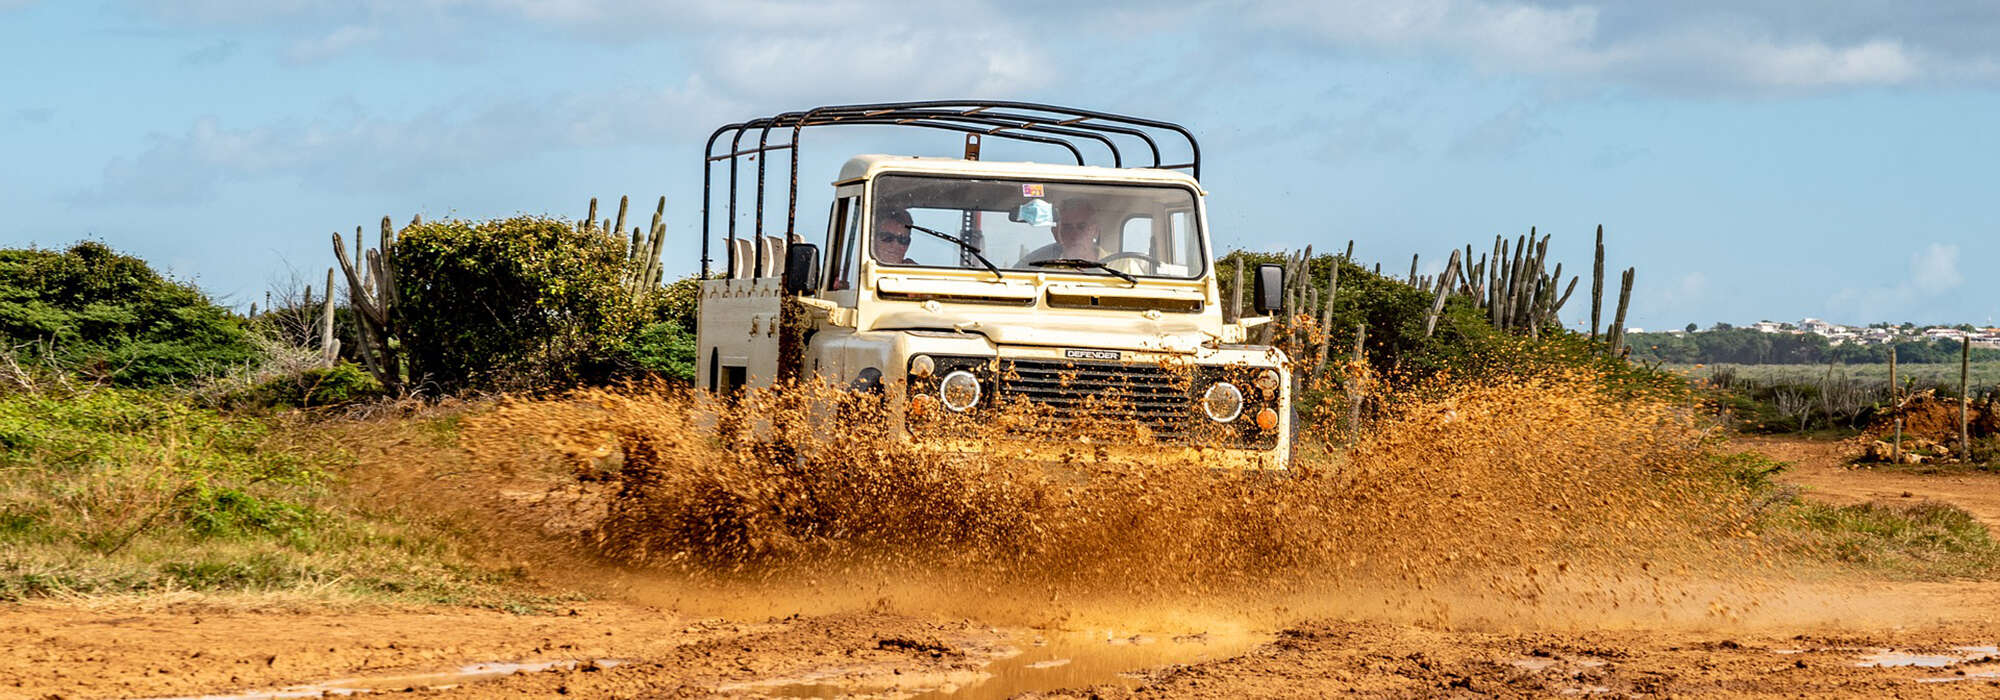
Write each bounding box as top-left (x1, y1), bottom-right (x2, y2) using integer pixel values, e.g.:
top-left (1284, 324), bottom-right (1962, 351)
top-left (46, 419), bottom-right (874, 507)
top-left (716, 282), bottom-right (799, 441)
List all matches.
top-left (995, 359), bottom-right (1198, 441)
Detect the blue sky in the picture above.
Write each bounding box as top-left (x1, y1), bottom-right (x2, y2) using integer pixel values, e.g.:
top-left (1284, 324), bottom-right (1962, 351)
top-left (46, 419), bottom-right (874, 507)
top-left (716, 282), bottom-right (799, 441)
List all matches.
top-left (3, 1), bottom-right (1996, 331)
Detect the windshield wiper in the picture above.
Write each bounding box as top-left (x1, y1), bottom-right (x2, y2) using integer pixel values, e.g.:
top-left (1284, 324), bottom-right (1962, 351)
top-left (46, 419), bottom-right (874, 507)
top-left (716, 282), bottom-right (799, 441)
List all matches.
top-left (1026, 258), bottom-right (1138, 286)
top-left (906, 223), bottom-right (1004, 281)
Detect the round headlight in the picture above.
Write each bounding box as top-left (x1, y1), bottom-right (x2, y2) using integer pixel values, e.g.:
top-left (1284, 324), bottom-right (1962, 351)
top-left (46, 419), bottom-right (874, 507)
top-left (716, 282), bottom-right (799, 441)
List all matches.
top-left (939, 370), bottom-right (981, 412)
top-left (1254, 369), bottom-right (1281, 396)
top-left (1256, 407), bottom-right (1280, 431)
top-left (1202, 382), bottom-right (1244, 423)
top-left (910, 354), bottom-right (936, 378)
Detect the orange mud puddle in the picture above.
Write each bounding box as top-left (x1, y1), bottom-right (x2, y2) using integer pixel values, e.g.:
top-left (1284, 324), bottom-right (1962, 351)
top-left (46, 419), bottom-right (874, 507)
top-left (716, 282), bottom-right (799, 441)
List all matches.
top-left (10, 436), bottom-right (2000, 698)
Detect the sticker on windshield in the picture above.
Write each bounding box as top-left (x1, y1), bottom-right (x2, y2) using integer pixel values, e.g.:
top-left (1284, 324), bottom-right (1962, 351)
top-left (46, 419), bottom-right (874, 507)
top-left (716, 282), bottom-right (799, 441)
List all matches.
top-left (1021, 184), bottom-right (1045, 197)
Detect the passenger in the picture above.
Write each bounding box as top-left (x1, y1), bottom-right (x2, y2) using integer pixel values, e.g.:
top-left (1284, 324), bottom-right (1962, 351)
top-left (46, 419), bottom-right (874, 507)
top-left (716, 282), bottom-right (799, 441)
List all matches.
top-left (872, 205), bottom-right (917, 265)
top-left (1019, 198), bottom-right (1101, 264)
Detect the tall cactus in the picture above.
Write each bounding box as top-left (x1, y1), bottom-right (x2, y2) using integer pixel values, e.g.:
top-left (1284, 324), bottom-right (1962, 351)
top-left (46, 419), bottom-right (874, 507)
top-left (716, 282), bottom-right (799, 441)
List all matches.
top-left (1590, 225), bottom-right (1605, 341)
top-left (1313, 256), bottom-right (1341, 376)
top-left (333, 216), bottom-right (403, 391)
top-left (620, 195), bottom-right (668, 294)
top-left (1423, 249), bottom-right (1462, 337)
top-left (1607, 267), bottom-right (1635, 357)
top-left (320, 267), bottom-right (338, 366)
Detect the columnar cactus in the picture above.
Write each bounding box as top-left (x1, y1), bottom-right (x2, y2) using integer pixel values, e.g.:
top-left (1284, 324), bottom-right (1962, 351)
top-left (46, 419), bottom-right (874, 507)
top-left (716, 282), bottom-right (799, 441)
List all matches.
top-left (332, 216), bottom-right (403, 391)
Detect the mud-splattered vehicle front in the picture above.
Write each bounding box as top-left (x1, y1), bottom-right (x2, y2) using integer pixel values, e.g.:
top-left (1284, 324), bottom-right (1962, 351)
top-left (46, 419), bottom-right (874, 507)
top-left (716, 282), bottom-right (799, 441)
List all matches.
top-left (695, 103), bottom-right (1294, 469)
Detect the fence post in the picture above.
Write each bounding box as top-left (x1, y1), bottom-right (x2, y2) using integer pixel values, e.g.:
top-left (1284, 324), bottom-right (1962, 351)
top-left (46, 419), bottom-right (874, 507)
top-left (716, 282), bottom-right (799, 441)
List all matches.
top-left (1963, 336), bottom-right (1973, 462)
top-left (1890, 346), bottom-right (1901, 465)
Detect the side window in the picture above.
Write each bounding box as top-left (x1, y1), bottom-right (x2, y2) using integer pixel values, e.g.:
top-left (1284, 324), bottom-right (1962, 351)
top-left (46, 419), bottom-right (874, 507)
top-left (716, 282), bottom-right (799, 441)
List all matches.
top-left (824, 197), bottom-right (860, 291)
top-left (1120, 216), bottom-right (1153, 254)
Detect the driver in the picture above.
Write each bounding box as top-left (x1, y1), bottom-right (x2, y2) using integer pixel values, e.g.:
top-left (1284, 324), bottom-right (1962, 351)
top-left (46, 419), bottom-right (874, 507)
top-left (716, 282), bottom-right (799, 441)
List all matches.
top-left (1019, 198), bottom-right (1101, 264)
top-left (872, 205), bottom-right (918, 264)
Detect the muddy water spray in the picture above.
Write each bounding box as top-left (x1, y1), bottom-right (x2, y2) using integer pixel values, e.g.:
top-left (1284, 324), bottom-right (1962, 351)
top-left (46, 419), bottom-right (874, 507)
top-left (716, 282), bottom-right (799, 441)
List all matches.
top-left (464, 371), bottom-right (1767, 609)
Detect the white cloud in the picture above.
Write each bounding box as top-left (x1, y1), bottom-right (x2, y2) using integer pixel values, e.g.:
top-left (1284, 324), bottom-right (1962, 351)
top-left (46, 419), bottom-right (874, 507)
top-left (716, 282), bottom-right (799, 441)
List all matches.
top-left (73, 80), bottom-right (736, 205)
top-left (284, 25), bottom-right (382, 63)
top-left (142, 0), bottom-right (1045, 103)
top-left (134, 0), bottom-right (2000, 94)
top-left (697, 23), bottom-right (1044, 104)
top-left (1909, 242), bottom-right (1962, 294)
top-left (1246, 0), bottom-right (1995, 92)
top-left (1261, 0), bottom-right (1602, 68)
top-left (1827, 242), bottom-right (1964, 320)
top-left (1664, 271), bottom-right (1708, 305)
top-left (1447, 103), bottom-right (1553, 157)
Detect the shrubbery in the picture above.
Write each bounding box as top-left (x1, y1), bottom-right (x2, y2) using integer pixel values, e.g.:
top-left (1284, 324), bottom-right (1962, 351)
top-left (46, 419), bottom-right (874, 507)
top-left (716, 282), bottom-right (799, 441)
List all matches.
top-left (1217, 250), bottom-right (1678, 427)
top-left (0, 242), bottom-right (256, 387)
top-left (393, 217), bottom-right (646, 392)
top-left (617, 274), bottom-right (702, 383)
top-left (229, 363), bottom-right (384, 408)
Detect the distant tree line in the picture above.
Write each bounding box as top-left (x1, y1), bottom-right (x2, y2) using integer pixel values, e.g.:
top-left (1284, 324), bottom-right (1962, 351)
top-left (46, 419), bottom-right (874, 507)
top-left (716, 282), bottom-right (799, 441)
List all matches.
top-left (1628, 328), bottom-right (2000, 365)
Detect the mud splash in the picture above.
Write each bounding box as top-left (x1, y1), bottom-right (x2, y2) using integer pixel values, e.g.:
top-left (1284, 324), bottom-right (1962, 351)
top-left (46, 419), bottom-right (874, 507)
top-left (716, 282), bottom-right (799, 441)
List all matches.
top-left (464, 370), bottom-right (1770, 612)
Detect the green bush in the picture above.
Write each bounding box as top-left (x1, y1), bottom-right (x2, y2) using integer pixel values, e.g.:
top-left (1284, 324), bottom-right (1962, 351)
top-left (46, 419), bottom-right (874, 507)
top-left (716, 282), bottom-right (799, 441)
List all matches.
top-left (609, 274), bottom-right (702, 384)
top-left (620, 321), bottom-right (697, 383)
top-left (1217, 250), bottom-right (1682, 426)
top-left (394, 217), bottom-right (643, 393)
top-left (0, 242), bottom-right (256, 386)
top-left (0, 388), bottom-right (314, 550)
top-left (178, 485), bottom-right (313, 539)
top-left (229, 362), bottom-right (384, 408)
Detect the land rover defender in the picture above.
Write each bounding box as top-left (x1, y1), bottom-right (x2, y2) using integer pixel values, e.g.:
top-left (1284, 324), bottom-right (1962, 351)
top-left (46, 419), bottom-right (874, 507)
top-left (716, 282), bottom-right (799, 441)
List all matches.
top-left (695, 101), bottom-right (1292, 469)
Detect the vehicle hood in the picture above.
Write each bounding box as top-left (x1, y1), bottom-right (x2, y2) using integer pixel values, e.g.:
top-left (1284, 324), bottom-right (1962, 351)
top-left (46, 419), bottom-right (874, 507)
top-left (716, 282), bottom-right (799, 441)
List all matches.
top-left (871, 308), bottom-right (1217, 354)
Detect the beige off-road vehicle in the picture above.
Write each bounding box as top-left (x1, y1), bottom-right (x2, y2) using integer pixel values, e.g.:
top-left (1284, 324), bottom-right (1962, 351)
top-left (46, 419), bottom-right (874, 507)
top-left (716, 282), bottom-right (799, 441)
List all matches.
top-left (695, 102), bottom-right (1293, 469)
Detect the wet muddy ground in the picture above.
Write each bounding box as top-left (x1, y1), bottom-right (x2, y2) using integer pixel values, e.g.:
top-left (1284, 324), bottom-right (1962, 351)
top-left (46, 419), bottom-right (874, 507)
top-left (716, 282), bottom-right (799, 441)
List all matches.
top-left (9, 436), bottom-right (2000, 699)
top-left (10, 591), bottom-right (2000, 699)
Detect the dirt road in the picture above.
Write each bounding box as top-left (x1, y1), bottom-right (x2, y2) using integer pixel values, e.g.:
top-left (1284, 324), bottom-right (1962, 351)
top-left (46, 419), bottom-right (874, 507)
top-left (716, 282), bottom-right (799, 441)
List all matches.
top-left (9, 436), bottom-right (2000, 699)
top-left (1744, 435), bottom-right (2000, 531)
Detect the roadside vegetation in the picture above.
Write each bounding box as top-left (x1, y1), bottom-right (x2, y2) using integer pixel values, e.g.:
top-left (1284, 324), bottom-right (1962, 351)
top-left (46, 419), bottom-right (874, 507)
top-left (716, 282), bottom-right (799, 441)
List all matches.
top-left (1713, 451), bottom-right (2000, 578)
top-left (0, 388), bottom-right (547, 606)
top-left (2, 224), bottom-right (1994, 606)
top-left (1629, 327), bottom-right (2000, 366)
top-left (0, 241), bottom-right (579, 607)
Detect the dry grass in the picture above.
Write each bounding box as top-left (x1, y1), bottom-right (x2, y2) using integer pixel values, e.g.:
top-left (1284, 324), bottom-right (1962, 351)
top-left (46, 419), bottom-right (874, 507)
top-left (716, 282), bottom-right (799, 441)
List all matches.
top-left (0, 387), bottom-right (564, 610)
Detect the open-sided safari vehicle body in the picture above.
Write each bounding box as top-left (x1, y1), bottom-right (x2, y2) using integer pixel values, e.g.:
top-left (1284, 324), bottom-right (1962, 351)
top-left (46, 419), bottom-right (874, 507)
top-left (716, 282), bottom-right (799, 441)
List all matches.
top-left (695, 101), bottom-right (1293, 470)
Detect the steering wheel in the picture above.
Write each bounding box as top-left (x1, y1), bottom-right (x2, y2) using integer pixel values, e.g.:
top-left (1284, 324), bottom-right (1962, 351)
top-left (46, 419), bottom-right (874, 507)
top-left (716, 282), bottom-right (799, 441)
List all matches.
top-left (1098, 251), bottom-right (1160, 276)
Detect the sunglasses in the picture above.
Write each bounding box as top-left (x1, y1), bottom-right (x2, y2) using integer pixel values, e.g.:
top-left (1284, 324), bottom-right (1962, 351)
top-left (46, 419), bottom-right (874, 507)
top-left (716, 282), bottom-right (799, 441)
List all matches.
top-left (875, 230), bottom-right (911, 245)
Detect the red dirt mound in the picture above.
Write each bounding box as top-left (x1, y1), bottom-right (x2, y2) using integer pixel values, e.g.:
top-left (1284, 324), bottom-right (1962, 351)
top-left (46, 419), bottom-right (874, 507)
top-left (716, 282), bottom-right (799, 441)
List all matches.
top-left (1864, 394), bottom-right (1998, 443)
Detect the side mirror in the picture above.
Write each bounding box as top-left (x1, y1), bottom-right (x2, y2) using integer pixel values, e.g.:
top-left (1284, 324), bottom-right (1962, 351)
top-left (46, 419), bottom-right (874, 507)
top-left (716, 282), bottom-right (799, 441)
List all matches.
top-left (1252, 263), bottom-right (1284, 315)
top-left (783, 243), bottom-right (820, 296)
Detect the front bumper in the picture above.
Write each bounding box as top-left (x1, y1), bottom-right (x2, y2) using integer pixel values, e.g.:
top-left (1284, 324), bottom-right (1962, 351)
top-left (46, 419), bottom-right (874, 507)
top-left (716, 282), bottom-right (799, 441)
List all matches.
top-left (911, 435), bottom-right (1291, 471)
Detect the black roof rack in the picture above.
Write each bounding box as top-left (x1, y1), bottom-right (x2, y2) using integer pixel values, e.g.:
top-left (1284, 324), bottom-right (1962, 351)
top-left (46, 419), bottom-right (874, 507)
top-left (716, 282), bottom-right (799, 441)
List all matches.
top-left (700, 100), bottom-right (1201, 278)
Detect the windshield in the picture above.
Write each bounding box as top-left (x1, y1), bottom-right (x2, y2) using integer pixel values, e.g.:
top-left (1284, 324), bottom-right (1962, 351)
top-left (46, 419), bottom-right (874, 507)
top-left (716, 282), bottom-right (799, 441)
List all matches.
top-left (871, 174), bottom-right (1206, 280)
